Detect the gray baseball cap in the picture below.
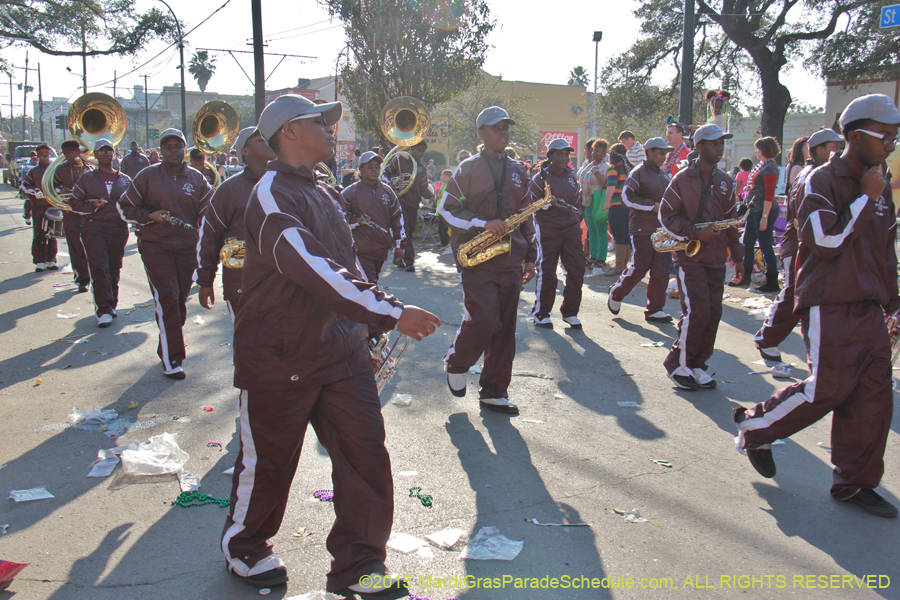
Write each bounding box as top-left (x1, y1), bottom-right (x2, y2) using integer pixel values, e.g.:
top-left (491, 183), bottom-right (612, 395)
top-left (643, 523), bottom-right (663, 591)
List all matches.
top-left (358, 150), bottom-right (382, 166)
top-left (692, 124), bottom-right (733, 144)
top-left (159, 128), bottom-right (186, 145)
top-left (546, 138), bottom-right (575, 154)
top-left (839, 94), bottom-right (900, 128)
top-left (807, 128), bottom-right (843, 149)
top-left (476, 106), bottom-right (516, 129)
top-left (93, 138), bottom-right (114, 152)
top-left (258, 95), bottom-right (343, 142)
top-left (231, 126), bottom-right (259, 156)
top-left (644, 137), bottom-right (673, 151)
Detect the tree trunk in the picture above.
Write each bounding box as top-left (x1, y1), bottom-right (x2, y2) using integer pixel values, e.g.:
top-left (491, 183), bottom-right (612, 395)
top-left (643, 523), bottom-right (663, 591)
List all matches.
top-left (757, 68), bottom-right (791, 163)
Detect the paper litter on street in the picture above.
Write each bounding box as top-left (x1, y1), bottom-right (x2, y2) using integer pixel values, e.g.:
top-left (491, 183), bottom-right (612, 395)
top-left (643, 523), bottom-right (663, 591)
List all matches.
top-left (425, 527), bottom-right (465, 549)
top-left (458, 526), bottom-right (523, 561)
top-left (8, 486), bottom-right (55, 502)
top-left (87, 449), bottom-right (120, 477)
top-left (613, 508), bottom-right (662, 527)
top-left (386, 531), bottom-right (428, 554)
top-left (177, 471), bottom-right (200, 492)
top-left (525, 518), bottom-right (590, 527)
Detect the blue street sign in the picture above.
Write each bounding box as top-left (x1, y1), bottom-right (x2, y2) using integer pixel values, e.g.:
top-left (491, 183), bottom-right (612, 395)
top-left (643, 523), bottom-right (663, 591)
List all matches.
top-left (882, 4), bottom-right (900, 28)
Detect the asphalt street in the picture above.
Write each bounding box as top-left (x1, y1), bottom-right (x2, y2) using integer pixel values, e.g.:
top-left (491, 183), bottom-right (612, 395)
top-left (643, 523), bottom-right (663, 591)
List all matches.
top-left (0, 185), bottom-right (897, 600)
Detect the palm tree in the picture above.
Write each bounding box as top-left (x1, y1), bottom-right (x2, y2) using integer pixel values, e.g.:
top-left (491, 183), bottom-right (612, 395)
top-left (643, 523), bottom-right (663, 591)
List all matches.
top-left (567, 66), bottom-right (589, 87)
top-left (188, 51), bottom-right (216, 102)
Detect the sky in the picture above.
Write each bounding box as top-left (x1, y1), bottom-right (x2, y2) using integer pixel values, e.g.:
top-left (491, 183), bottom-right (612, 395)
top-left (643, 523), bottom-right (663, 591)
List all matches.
top-left (1, 0), bottom-right (827, 121)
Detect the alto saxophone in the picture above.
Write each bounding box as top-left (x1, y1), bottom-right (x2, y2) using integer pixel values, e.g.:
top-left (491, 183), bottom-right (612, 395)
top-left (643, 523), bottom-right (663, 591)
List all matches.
top-left (457, 180), bottom-right (551, 268)
top-left (370, 332), bottom-right (411, 393)
top-left (651, 214), bottom-right (747, 257)
top-left (220, 237), bottom-right (246, 269)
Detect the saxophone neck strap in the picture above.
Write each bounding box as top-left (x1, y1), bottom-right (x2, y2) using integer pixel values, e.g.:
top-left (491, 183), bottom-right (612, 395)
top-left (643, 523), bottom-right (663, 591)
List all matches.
top-left (694, 163), bottom-right (717, 224)
top-left (482, 151), bottom-right (507, 219)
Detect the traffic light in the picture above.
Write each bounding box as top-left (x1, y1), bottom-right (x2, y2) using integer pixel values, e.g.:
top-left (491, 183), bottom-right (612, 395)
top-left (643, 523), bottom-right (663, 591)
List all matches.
top-left (151, 128), bottom-right (160, 139)
top-left (55, 115), bottom-right (66, 130)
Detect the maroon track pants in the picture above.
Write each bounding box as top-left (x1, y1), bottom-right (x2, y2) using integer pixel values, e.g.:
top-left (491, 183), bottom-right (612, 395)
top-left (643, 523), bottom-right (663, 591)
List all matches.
top-left (754, 251), bottom-right (799, 350)
top-left (138, 241), bottom-right (196, 373)
top-left (738, 302), bottom-right (893, 496)
top-left (80, 224), bottom-right (128, 317)
top-left (222, 376), bottom-right (393, 592)
top-left (532, 223), bottom-right (584, 320)
top-left (400, 203), bottom-right (417, 264)
top-left (358, 254), bottom-right (385, 285)
top-left (31, 206), bottom-right (58, 264)
top-left (445, 268), bottom-right (522, 399)
top-left (610, 234), bottom-right (672, 317)
top-left (63, 212), bottom-right (90, 285)
top-left (663, 264), bottom-right (725, 376)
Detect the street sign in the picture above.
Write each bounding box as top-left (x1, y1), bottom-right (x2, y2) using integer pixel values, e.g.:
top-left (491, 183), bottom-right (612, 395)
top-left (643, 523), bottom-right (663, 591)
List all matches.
top-left (881, 4), bottom-right (900, 28)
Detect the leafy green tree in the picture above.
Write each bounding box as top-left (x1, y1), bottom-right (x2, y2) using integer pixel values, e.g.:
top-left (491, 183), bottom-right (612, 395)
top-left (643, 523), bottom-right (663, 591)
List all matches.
top-left (320, 0), bottom-right (495, 147)
top-left (0, 0), bottom-right (177, 60)
top-left (188, 50), bottom-right (217, 101)
top-left (568, 66), bottom-right (589, 87)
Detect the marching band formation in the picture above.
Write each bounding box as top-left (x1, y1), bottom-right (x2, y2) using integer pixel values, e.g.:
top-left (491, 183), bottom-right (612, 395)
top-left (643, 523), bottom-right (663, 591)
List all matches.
top-left (14, 89), bottom-right (899, 595)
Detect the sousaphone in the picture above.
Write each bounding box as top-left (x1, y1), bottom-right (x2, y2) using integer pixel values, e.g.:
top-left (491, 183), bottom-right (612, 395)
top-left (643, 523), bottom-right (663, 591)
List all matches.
top-left (41, 93), bottom-right (127, 210)
top-left (380, 97), bottom-right (430, 197)
top-left (187, 100), bottom-right (240, 187)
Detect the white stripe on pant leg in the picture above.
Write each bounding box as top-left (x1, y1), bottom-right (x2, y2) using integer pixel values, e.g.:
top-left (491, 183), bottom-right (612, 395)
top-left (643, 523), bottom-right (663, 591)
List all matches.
top-left (226, 300), bottom-right (236, 325)
top-left (674, 266), bottom-right (692, 376)
top-left (738, 306), bottom-right (820, 447)
top-left (222, 389), bottom-right (258, 570)
top-left (610, 234), bottom-right (636, 298)
top-left (754, 255), bottom-right (793, 344)
top-left (144, 266), bottom-right (173, 373)
top-left (443, 272), bottom-right (470, 367)
top-left (531, 221), bottom-right (545, 319)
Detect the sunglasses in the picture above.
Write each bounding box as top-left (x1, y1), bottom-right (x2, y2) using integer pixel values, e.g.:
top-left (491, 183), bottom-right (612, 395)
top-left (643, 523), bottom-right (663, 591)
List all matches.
top-left (856, 129), bottom-right (898, 146)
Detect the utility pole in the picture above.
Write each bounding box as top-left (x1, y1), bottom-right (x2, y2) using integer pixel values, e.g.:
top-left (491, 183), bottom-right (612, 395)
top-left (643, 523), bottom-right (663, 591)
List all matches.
top-left (678, 0), bottom-right (695, 126)
top-left (592, 32), bottom-right (602, 140)
top-left (8, 74), bottom-right (13, 137)
top-left (156, 1), bottom-right (186, 132)
top-left (251, 0), bottom-right (265, 122)
top-left (22, 52), bottom-right (29, 139)
top-left (113, 70), bottom-right (117, 98)
top-left (144, 74), bottom-right (150, 147)
top-left (81, 20), bottom-right (88, 94)
top-left (38, 63), bottom-right (44, 140)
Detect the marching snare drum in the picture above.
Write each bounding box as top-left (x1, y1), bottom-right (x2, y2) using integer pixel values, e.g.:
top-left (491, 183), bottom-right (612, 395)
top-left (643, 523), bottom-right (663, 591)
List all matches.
top-left (43, 208), bottom-right (65, 238)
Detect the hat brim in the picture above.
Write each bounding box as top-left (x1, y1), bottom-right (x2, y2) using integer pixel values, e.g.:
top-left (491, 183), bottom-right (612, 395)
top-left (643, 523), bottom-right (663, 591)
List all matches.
top-left (94, 143), bottom-right (114, 152)
top-left (160, 134), bottom-right (186, 145)
top-left (697, 133), bottom-right (733, 143)
top-left (549, 145), bottom-right (575, 154)
top-left (316, 101), bottom-right (343, 127)
top-left (480, 117), bottom-right (517, 127)
top-left (873, 113), bottom-right (900, 125)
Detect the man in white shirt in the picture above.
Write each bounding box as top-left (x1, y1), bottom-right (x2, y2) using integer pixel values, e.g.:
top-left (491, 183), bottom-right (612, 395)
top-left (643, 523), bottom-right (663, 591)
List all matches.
top-left (619, 131), bottom-right (644, 168)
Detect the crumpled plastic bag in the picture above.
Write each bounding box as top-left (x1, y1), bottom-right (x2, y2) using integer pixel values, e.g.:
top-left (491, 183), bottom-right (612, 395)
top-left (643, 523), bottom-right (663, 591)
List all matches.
top-left (69, 407), bottom-right (118, 424)
top-left (458, 526), bottom-right (523, 561)
top-left (120, 433), bottom-right (189, 475)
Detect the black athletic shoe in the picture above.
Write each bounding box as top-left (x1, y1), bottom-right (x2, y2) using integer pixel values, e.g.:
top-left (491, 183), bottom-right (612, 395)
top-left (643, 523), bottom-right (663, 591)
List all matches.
top-left (839, 489), bottom-right (899, 518)
top-left (669, 373), bottom-right (698, 391)
top-left (758, 346), bottom-right (782, 362)
top-left (226, 555), bottom-right (289, 589)
top-left (479, 400), bottom-right (519, 414)
top-left (404, 263), bottom-right (416, 272)
top-left (78, 283), bottom-right (89, 293)
top-left (165, 370), bottom-right (187, 380)
top-left (747, 448), bottom-right (776, 478)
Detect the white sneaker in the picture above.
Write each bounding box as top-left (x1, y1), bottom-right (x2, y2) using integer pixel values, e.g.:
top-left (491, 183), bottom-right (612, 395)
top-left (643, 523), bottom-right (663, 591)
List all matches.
top-left (587, 266), bottom-right (606, 278)
top-left (98, 314), bottom-right (114, 328)
top-left (607, 295), bottom-right (621, 315)
top-left (562, 316), bottom-right (582, 329)
top-left (349, 572), bottom-right (403, 594)
top-left (645, 311), bottom-right (673, 323)
top-left (691, 368), bottom-right (717, 389)
top-left (758, 346), bottom-right (781, 361)
top-left (447, 372), bottom-right (467, 397)
top-left (226, 554), bottom-right (288, 588)
top-left (533, 316), bottom-right (553, 329)
top-left (46, 261), bottom-right (58, 270)
top-left (35, 262), bottom-right (46, 272)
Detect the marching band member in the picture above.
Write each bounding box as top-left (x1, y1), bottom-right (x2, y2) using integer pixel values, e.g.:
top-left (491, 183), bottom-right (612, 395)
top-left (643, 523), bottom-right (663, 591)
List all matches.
top-left (438, 106), bottom-right (537, 414)
top-left (67, 139), bottom-right (130, 327)
top-left (382, 140), bottom-right (434, 271)
top-left (197, 127), bottom-right (275, 321)
top-left (20, 145), bottom-right (58, 272)
top-left (660, 124), bottom-right (744, 390)
top-left (221, 95), bottom-right (439, 594)
top-left (528, 138), bottom-right (585, 330)
top-left (340, 150), bottom-right (405, 285)
top-left (54, 140), bottom-right (93, 292)
top-left (753, 128), bottom-right (843, 361)
top-left (118, 128), bottom-right (213, 380)
top-left (121, 141), bottom-right (150, 180)
top-left (734, 95), bottom-right (899, 518)
top-left (608, 137), bottom-right (674, 323)
top-left (663, 122), bottom-right (691, 178)
top-left (189, 148), bottom-right (218, 187)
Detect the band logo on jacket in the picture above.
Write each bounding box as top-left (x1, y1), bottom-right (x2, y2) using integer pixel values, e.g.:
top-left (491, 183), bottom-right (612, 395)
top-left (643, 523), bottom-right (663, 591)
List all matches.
top-left (182, 182), bottom-right (195, 194)
top-left (719, 180), bottom-right (730, 194)
top-left (381, 193), bottom-right (392, 205)
top-left (568, 176), bottom-right (578, 188)
top-left (875, 196), bottom-right (887, 217)
top-left (511, 172), bottom-right (523, 187)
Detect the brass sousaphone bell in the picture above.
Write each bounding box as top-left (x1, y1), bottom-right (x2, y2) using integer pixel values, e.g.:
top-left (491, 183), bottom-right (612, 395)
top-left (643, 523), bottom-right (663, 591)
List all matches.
top-left (41, 92), bottom-right (128, 210)
top-left (380, 97), bottom-right (430, 197)
top-left (187, 100), bottom-right (240, 187)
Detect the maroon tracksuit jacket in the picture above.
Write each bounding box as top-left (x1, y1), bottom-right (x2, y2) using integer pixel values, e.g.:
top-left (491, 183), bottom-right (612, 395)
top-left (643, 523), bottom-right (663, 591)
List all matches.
top-left (121, 151), bottom-right (150, 180)
top-left (68, 169), bottom-right (130, 318)
top-left (53, 161), bottom-right (94, 285)
top-left (197, 166), bottom-right (260, 313)
top-left (527, 166), bottom-right (584, 320)
top-left (20, 163), bottom-right (57, 265)
top-left (611, 162), bottom-right (673, 317)
top-left (340, 179), bottom-right (405, 283)
top-left (659, 164), bottom-right (743, 376)
top-left (438, 151), bottom-right (537, 399)
top-left (118, 162), bottom-right (213, 374)
top-left (738, 155), bottom-right (897, 497)
top-left (753, 160), bottom-right (813, 349)
top-left (382, 154), bottom-right (434, 263)
top-left (225, 160), bottom-right (403, 592)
